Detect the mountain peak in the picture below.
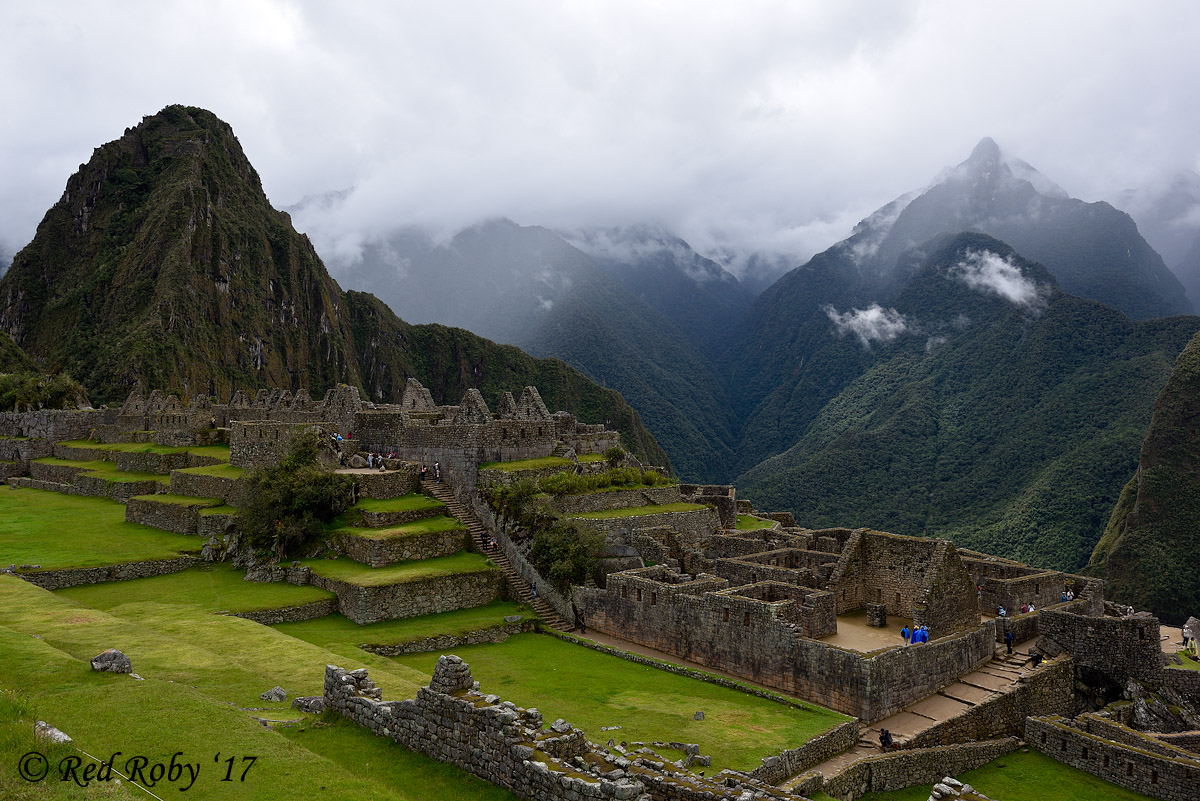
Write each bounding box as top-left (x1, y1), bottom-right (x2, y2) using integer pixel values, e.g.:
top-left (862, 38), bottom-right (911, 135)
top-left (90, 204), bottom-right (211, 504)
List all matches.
top-left (968, 136), bottom-right (1002, 164)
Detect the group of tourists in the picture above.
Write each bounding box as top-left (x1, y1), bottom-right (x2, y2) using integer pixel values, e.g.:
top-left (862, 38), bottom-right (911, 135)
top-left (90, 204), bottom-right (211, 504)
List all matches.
top-left (365, 452), bottom-right (393, 470)
top-left (900, 624), bottom-right (930, 645)
top-left (418, 463), bottom-right (442, 483)
top-left (1060, 588), bottom-right (1076, 602)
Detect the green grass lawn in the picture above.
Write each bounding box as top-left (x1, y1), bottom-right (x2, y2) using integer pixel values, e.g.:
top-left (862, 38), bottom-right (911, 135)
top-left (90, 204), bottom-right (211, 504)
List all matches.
top-left (336, 515), bottom-right (465, 540)
top-left (0, 487), bottom-right (200, 569)
top-left (394, 634), bottom-right (848, 773)
top-left (736, 514), bottom-right (776, 530)
top-left (300, 552), bottom-right (497, 587)
top-left (33, 456), bottom-right (168, 483)
top-left (274, 600), bottom-right (530, 648)
top-left (130, 492), bottom-right (222, 506)
top-left (578, 453), bottom-right (605, 463)
top-left (57, 440), bottom-right (232, 462)
top-left (175, 462), bottom-right (245, 478)
top-left (199, 503), bottom-right (240, 516)
top-left (57, 563), bottom-right (334, 614)
top-left (571, 502), bottom-right (708, 519)
top-left (807, 748), bottom-right (1158, 801)
top-left (0, 576), bottom-right (505, 800)
top-left (478, 457), bottom-right (575, 471)
top-left (1168, 654), bottom-right (1200, 671)
top-left (353, 493), bottom-right (445, 513)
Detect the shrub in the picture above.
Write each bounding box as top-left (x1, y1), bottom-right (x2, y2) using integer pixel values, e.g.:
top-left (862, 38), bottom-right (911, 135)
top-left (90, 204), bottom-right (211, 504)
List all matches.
top-left (531, 520), bottom-right (605, 590)
top-left (604, 446), bottom-right (625, 470)
top-left (240, 428), bottom-right (354, 561)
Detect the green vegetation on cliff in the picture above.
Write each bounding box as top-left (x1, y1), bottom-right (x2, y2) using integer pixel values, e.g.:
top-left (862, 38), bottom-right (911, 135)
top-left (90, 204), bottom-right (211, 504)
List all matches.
top-left (737, 234), bottom-right (1200, 572)
top-left (1088, 329), bottom-right (1200, 623)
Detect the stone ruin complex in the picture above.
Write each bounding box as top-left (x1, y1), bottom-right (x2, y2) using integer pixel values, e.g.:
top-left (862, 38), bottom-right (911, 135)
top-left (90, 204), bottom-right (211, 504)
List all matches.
top-left (2, 379), bottom-right (1197, 801)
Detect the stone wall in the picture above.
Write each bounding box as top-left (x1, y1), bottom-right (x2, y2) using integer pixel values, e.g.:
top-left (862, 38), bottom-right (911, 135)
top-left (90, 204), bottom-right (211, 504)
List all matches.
top-left (72, 474), bottom-right (164, 503)
top-left (904, 656), bottom-right (1074, 748)
top-left (0, 409), bottom-right (112, 441)
top-left (356, 505), bottom-right (444, 529)
top-left (168, 471), bottom-right (250, 507)
top-left (548, 486), bottom-right (682, 516)
top-left (14, 556), bottom-right (200, 590)
top-left (1160, 666), bottom-right (1200, 701)
top-left (352, 466), bottom-right (419, 499)
top-left (571, 508), bottom-right (720, 552)
top-left (338, 528), bottom-right (468, 568)
top-left (311, 569), bottom-right (503, 625)
top-left (1038, 607), bottom-right (1164, 684)
top-left (227, 599), bottom-right (338, 624)
top-left (125, 498), bottom-right (213, 535)
top-left (360, 618), bottom-right (537, 656)
top-left (578, 566), bottom-right (995, 722)
top-left (0, 436), bottom-right (54, 462)
top-left (1026, 715), bottom-right (1200, 801)
top-left (748, 721), bottom-right (860, 784)
top-left (820, 738), bottom-right (1020, 801)
top-left (826, 532), bottom-right (978, 637)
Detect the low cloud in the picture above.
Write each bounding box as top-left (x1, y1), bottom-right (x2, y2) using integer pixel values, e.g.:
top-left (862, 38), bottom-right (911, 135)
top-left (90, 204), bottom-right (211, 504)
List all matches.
top-left (824, 303), bottom-right (909, 348)
top-left (951, 250), bottom-right (1045, 310)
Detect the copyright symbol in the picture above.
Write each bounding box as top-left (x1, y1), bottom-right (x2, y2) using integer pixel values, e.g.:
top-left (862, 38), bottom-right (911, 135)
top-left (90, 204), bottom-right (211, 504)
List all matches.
top-left (18, 751), bottom-right (48, 782)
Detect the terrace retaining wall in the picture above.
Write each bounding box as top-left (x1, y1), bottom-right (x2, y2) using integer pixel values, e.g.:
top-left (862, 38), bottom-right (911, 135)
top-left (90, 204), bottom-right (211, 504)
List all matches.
top-left (14, 556), bottom-right (200, 590)
top-left (360, 618), bottom-right (537, 656)
top-left (311, 569), bottom-right (504, 625)
top-left (338, 527), bottom-right (468, 567)
top-left (169, 471), bottom-right (249, 507)
top-left (820, 738), bottom-right (1020, 801)
top-left (748, 721), bottom-right (860, 784)
top-left (125, 497), bottom-right (214, 535)
top-left (549, 486), bottom-right (683, 516)
top-left (1026, 715), bottom-right (1200, 801)
top-left (228, 598), bottom-right (338, 624)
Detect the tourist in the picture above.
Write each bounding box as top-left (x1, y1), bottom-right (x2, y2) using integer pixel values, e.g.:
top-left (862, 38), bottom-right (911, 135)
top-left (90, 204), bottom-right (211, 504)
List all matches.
top-left (901, 624), bottom-right (911, 645)
top-left (1061, 591), bottom-right (1068, 602)
top-left (878, 728), bottom-right (893, 751)
top-left (367, 453), bottom-right (374, 469)
top-left (1004, 628), bottom-right (1014, 655)
top-left (1020, 603), bottom-right (1029, 614)
top-left (1067, 589), bottom-right (1075, 601)
top-left (1029, 602), bottom-right (1036, 613)
top-left (420, 465), bottom-right (428, 482)
top-left (579, 612), bottom-right (586, 635)
top-left (997, 605), bottom-right (1007, 617)
top-left (434, 462), bottom-right (441, 482)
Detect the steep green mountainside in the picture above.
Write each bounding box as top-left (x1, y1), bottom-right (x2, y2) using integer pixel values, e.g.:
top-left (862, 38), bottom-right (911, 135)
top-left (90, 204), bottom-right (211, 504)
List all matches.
top-left (737, 233), bottom-right (1200, 573)
top-left (0, 105), bottom-right (362, 402)
top-left (1088, 330), bottom-right (1200, 624)
top-left (0, 106), bottom-right (665, 465)
top-left (313, 219), bottom-right (733, 480)
top-left (562, 225), bottom-right (754, 361)
top-left (726, 139), bottom-right (1191, 477)
top-left (0, 331), bottom-right (37, 373)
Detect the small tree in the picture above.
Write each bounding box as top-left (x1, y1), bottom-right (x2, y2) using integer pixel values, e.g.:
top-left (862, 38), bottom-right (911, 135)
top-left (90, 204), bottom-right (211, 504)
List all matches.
top-left (530, 520), bottom-right (605, 590)
top-left (241, 428), bottom-right (354, 561)
top-left (603, 446), bottom-right (625, 470)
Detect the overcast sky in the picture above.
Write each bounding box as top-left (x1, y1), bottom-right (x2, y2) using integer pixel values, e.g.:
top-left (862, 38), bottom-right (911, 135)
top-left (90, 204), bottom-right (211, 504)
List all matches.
top-left (2, 1), bottom-right (1198, 273)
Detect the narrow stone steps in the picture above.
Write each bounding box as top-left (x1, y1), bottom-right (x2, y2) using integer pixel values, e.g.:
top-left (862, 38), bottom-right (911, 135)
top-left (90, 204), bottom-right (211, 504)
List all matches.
top-left (421, 479), bottom-right (571, 631)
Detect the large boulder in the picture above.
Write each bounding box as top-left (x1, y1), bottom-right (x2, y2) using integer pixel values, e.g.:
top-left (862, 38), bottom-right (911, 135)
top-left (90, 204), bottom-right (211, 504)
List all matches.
top-left (90, 649), bottom-right (131, 674)
top-left (260, 686), bottom-right (287, 702)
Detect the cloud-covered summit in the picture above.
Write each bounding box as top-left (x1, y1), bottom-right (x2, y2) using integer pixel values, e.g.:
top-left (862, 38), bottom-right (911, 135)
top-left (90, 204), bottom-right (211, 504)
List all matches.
top-left (951, 250), bottom-right (1047, 311)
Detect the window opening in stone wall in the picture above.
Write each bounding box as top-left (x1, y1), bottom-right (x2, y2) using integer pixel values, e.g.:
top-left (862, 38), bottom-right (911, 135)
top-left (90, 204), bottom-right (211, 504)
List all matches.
top-left (751, 573), bottom-right (757, 583)
top-left (1151, 770), bottom-right (1158, 784)
top-left (895, 591), bottom-right (901, 606)
top-left (1041, 732), bottom-right (1047, 744)
top-left (1126, 763), bottom-right (1133, 776)
top-left (650, 592), bottom-right (657, 606)
top-left (636, 588), bottom-right (642, 602)
top-left (1139, 628), bottom-right (1145, 640)
top-left (743, 612), bottom-right (751, 627)
top-left (1103, 755), bottom-right (1110, 767)
top-left (1082, 747), bottom-right (1089, 760)
top-left (1060, 738), bottom-right (1067, 751)
top-left (723, 608), bottom-right (729, 622)
top-left (621, 586), bottom-right (627, 598)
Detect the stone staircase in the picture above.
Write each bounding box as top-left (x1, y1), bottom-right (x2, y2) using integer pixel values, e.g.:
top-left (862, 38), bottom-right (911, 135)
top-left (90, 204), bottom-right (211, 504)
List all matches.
top-left (782, 642), bottom-right (1042, 791)
top-left (422, 479), bottom-right (571, 631)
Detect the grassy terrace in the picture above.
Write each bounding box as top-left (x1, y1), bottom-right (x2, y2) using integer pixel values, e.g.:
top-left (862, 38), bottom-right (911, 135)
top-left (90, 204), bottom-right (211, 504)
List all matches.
top-left (130, 492), bottom-right (222, 506)
top-left (571, 502), bottom-right (708, 519)
top-left (396, 634), bottom-right (849, 773)
top-left (275, 600), bottom-right (530, 648)
top-left (200, 503), bottom-right (240, 516)
top-left (479, 456), bottom-right (575, 471)
top-left (176, 462), bottom-right (245, 478)
top-left (58, 440), bottom-right (232, 461)
top-left (0, 576), bottom-right (507, 801)
top-left (32, 456), bottom-right (168, 483)
top-left (1169, 655), bottom-right (1200, 672)
top-left (300, 552), bottom-right (497, 586)
top-left (57, 562), bottom-right (334, 613)
top-left (736, 514), bottom-right (776, 530)
top-left (810, 748), bottom-right (1158, 801)
top-left (0, 487), bottom-right (200, 569)
top-left (353, 493), bottom-right (445, 513)
top-left (336, 515), bottom-right (465, 540)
